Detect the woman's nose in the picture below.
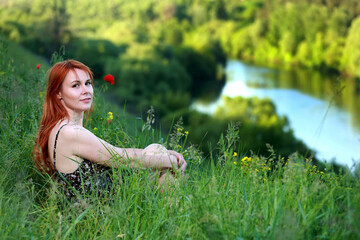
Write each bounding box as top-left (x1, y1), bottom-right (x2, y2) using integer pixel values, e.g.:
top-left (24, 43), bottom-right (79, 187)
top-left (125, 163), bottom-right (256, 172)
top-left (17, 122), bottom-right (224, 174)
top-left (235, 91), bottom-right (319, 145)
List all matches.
top-left (81, 83), bottom-right (89, 93)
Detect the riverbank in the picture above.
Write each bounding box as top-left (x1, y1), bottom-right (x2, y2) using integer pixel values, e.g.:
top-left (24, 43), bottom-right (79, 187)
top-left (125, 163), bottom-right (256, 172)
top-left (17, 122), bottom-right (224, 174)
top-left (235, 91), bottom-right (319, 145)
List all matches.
top-left (194, 60), bottom-right (360, 169)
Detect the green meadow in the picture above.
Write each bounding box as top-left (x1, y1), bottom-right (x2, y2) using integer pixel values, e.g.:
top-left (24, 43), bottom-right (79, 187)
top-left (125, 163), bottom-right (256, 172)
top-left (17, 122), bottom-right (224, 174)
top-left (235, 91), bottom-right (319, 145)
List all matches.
top-left (1, 36), bottom-right (360, 240)
top-left (2, 0), bottom-right (360, 238)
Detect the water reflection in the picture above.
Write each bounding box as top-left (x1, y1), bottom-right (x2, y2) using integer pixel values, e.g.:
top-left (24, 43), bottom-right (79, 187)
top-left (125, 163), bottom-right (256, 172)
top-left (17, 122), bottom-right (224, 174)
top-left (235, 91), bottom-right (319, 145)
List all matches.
top-left (194, 60), bottom-right (360, 168)
top-left (230, 61), bottom-right (360, 133)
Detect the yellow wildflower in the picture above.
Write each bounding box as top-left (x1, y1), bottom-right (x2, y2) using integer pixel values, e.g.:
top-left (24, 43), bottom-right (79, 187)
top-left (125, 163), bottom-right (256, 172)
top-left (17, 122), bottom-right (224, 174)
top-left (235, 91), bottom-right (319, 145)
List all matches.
top-left (185, 131), bottom-right (189, 135)
top-left (233, 161), bottom-right (237, 165)
top-left (233, 152), bottom-right (237, 157)
top-left (93, 127), bottom-right (98, 131)
top-left (107, 112), bottom-right (113, 121)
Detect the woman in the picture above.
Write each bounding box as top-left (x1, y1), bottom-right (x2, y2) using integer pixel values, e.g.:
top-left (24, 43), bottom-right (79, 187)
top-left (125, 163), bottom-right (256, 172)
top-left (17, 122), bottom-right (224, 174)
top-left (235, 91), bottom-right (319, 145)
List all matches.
top-left (33, 59), bottom-right (186, 200)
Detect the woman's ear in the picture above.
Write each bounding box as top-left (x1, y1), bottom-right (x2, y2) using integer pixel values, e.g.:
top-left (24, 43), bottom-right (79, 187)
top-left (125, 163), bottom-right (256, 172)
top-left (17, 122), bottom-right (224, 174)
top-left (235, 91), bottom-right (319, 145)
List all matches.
top-left (57, 92), bottom-right (62, 100)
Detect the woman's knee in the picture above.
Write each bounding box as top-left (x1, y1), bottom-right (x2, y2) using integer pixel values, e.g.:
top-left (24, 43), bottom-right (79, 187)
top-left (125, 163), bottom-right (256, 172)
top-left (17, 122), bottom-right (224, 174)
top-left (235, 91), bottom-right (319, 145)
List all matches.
top-left (143, 143), bottom-right (168, 155)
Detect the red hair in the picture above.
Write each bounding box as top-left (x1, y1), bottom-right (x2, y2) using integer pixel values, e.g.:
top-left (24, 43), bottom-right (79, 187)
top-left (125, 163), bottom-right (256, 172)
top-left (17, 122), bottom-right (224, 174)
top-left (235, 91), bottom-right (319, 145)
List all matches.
top-left (33, 60), bottom-right (94, 175)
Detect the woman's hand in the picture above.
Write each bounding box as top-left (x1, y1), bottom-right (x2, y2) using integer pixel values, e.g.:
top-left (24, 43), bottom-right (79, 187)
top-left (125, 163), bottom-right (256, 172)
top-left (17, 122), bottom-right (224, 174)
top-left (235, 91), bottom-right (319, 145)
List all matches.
top-left (168, 150), bottom-right (187, 176)
top-left (141, 144), bottom-right (187, 175)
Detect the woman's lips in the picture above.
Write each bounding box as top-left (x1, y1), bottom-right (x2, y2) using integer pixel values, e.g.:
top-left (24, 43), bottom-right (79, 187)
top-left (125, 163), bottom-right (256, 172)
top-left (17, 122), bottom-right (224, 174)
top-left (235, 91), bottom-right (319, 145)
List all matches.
top-left (80, 98), bottom-right (91, 103)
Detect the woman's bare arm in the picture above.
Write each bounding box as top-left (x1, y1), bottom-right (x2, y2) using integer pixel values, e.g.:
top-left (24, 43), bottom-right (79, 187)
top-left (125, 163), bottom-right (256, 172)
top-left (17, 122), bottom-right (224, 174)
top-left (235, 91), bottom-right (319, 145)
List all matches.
top-left (61, 125), bottom-right (179, 170)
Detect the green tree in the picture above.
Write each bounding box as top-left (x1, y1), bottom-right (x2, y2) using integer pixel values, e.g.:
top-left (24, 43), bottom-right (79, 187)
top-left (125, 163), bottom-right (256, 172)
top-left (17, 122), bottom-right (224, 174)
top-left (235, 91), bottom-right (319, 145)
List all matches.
top-left (327, 7), bottom-right (351, 38)
top-left (343, 16), bottom-right (360, 77)
top-left (174, 45), bottom-right (225, 99)
top-left (49, 0), bottom-right (70, 51)
top-left (105, 43), bottom-right (192, 113)
top-left (190, 3), bottom-right (208, 26)
top-left (302, 4), bottom-right (328, 44)
top-left (266, 3), bottom-right (305, 49)
top-left (211, 0), bottom-right (227, 20)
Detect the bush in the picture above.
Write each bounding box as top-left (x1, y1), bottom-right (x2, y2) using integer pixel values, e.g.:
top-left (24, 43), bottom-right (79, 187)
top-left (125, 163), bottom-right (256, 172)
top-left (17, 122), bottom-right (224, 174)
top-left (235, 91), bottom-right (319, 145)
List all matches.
top-left (67, 39), bottom-right (127, 78)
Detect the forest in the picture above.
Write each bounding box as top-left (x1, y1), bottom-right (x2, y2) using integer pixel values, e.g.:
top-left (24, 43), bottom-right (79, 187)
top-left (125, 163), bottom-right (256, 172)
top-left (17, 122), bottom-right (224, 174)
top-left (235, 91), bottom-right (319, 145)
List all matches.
top-left (2, 0), bottom-right (360, 76)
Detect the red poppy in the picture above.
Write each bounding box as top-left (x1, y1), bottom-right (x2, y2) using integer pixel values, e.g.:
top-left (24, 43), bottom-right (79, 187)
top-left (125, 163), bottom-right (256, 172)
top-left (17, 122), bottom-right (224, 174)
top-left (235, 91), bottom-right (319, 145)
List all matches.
top-left (107, 119), bottom-right (111, 124)
top-left (36, 64), bottom-right (41, 70)
top-left (104, 74), bottom-right (114, 85)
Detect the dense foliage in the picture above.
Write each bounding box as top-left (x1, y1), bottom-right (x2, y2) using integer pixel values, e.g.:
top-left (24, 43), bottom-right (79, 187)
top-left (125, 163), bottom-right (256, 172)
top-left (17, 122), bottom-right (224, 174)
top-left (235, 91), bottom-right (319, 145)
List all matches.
top-left (1, 0), bottom-right (360, 77)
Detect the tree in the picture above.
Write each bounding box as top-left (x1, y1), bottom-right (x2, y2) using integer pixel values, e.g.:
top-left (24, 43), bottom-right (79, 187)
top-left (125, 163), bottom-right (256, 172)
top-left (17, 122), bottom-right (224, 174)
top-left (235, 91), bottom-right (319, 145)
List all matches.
top-left (50, 0), bottom-right (70, 51)
top-left (211, 0), bottom-right (227, 20)
top-left (343, 16), bottom-right (360, 77)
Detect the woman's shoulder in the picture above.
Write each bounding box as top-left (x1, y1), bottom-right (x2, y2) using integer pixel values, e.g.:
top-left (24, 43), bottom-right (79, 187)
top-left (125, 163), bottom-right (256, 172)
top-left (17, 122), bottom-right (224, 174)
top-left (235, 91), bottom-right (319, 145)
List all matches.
top-left (57, 123), bottom-right (92, 142)
top-left (49, 122), bottom-right (88, 142)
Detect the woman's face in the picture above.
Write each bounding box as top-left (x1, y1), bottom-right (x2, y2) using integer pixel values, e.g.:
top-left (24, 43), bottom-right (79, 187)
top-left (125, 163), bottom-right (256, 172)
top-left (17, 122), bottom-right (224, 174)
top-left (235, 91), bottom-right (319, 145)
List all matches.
top-left (57, 68), bottom-right (93, 114)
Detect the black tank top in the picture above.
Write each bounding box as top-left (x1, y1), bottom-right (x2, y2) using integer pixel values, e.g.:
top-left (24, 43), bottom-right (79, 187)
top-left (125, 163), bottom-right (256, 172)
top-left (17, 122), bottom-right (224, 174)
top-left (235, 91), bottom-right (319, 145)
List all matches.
top-left (53, 124), bottom-right (113, 200)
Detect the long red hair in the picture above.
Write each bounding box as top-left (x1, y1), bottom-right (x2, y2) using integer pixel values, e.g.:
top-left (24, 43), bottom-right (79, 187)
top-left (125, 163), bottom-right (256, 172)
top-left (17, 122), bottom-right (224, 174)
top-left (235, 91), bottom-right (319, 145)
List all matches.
top-left (33, 60), bottom-right (94, 175)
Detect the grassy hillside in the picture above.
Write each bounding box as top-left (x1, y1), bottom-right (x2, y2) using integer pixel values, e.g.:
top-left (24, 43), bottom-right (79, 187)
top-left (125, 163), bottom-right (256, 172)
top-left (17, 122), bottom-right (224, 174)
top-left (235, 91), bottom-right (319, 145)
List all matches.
top-left (1, 40), bottom-right (360, 239)
top-left (0, 34), bottom-right (49, 70)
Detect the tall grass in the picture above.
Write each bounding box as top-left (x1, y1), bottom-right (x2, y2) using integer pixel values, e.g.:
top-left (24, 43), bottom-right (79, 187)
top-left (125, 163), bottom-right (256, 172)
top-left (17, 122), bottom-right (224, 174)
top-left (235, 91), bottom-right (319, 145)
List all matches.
top-left (1, 40), bottom-right (359, 239)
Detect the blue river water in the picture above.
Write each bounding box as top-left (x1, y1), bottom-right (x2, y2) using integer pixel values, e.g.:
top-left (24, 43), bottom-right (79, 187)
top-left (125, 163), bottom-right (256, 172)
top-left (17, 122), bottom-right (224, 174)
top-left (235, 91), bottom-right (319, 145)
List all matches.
top-left (193, 60), bottom-right (360, 169)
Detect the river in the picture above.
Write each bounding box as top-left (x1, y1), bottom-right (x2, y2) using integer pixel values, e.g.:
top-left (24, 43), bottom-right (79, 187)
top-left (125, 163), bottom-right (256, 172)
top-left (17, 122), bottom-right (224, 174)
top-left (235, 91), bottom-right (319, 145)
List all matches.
top-left (193, 60), bottom-right (360, 169)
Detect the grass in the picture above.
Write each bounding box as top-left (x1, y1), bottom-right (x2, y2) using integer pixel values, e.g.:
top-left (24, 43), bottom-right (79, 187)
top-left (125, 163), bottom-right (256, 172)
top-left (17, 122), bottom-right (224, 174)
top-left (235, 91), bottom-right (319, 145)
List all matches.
top-left (1, 39), bottom-right (360, 239)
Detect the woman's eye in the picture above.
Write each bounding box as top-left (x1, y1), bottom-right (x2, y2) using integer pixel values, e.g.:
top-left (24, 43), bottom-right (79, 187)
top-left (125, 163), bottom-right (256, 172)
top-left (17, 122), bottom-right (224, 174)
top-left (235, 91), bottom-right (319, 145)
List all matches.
top-left (72, 84), bottom-right (79, 88)
top-left (86, 81), bottom-right (92, 85)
